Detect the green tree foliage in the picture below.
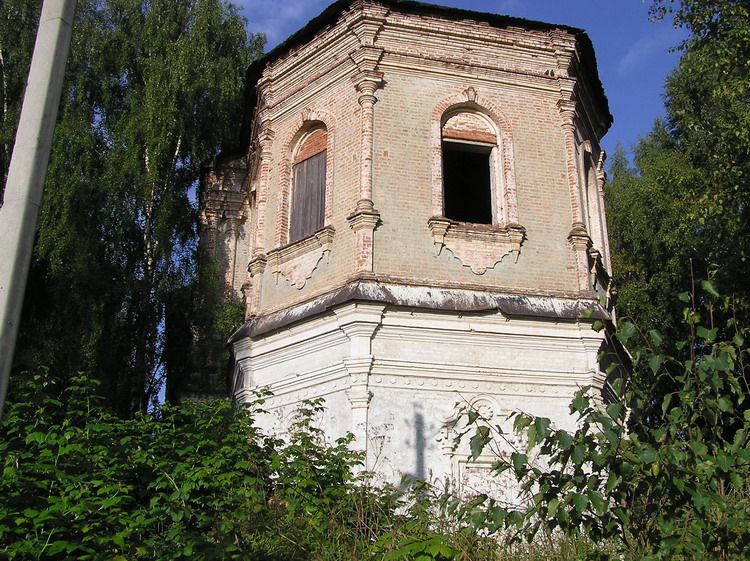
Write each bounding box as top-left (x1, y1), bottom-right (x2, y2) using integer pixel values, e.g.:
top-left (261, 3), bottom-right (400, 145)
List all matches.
top-left (462, 285), bottom-right (750, 560)
top-left (0, 1), bottom-right (39, 205)
top-left (6, 0), bottom-right (264, 415)
top-left (606, 0), bottom-right (750, 343)
top-left (606, 129), bottom-right (702, 344)
top-left (657, 0), bottom-right (750, 296)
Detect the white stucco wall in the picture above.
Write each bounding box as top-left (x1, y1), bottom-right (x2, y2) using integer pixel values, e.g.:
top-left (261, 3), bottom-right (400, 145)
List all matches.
top-left (234, 286), bottom-right (606, 499)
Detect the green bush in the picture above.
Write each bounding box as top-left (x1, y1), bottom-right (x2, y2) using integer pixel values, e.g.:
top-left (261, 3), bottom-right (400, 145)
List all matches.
top-left (0, 371), bottom-right (278, 559)
top-left (0, 371), bottom-right (484, 560)
top-left (0, 371), bottom-right (403, 560)
top-left (462, 282), bottom-right (750, 560)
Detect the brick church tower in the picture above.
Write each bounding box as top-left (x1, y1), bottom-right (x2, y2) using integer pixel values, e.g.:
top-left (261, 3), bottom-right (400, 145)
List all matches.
top-left (201, 0), bottom-right (615, 495)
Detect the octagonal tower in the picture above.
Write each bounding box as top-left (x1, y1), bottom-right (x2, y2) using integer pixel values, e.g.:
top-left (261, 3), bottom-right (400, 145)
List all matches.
top-left (202, 0), bottom-right (616, 494)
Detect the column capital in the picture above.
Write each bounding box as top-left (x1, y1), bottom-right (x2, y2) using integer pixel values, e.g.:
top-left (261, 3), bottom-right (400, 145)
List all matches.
top-left (258, 127), bottom-right (275, 154)
top-left (557, 99), bottom-right (577, 127)
top-left (350, 45), bottom-right (384, 73)
top-left (348, 209), bottom-right (380, 235)
top-left (568, 222), bottom-right (592, 251)
top-left (248, 254), bottom-right (267, 276)
top-left (352, 70), bottom-right (384, 95)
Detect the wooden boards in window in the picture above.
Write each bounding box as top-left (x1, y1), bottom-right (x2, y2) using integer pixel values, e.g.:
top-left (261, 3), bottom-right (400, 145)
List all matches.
top-left (290, 150), bottom-right (326, 242)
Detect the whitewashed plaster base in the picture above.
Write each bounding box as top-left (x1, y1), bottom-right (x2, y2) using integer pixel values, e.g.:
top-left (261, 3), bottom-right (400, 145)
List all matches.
top-left (232, 301), bottom-right (607, 499)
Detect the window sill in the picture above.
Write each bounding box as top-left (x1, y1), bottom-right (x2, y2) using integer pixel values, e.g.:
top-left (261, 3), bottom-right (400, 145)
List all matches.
top-left (427, 217), bottom-right (525, 275)
top-left (267, 226), bottom-right (335, 289)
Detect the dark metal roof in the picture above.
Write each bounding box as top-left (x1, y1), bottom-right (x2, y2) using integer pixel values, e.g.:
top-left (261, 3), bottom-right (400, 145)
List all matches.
top-left (239, 0), bottom-right (612, 154)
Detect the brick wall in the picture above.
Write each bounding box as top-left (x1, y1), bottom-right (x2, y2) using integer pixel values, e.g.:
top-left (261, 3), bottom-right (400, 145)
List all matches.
top-left (219, 0), bottom-right (610, 318)
top-left (372, 71), bottom-right (575, 291)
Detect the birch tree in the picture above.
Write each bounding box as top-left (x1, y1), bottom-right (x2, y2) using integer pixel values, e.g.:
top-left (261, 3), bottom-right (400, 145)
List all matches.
top-left (11, 0), bottom-right (263, 415)
top-left (0, 1), bottom-right (39, 206)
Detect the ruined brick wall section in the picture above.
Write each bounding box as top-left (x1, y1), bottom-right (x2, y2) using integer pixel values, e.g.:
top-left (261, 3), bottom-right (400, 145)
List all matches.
top-left (443, 112), bottom-right (496, 143)
top-left (227, 1), bottom-right (615, 494)
top-left (235, 1), bottom-right (611, 317)
top-left (373, 72), bottom-right (573, 291)
top-left (200, 159), bottom-right (250, 299)
top-left (370, 10), bottom-right (584, 294)
top-left (256, 77), bottom-right (362, 312)
top-left (571, 69), bottom-right (612, 276)
top-left (234, 12), bottom-right (364, 315)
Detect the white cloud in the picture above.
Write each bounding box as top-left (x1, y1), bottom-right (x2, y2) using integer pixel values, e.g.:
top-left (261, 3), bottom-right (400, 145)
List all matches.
top-left (238, 0), bottom-right (331, 49)
top-left (616, 27), bottom-right (681, 77)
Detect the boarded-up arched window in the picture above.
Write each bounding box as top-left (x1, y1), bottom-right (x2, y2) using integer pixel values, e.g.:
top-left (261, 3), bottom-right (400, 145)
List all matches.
top-left (441, 112), bottom-right (497, 225)
top-left (290, 127), bottom-right (327, 242)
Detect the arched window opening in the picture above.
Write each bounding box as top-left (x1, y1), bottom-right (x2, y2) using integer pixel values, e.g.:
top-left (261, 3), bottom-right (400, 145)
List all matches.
top-left (585, 158), bottom-right (604, 253)
top-left (441, 112), bottom-right (497, 225)
top-left (290, 126), bottom-right (327, 242)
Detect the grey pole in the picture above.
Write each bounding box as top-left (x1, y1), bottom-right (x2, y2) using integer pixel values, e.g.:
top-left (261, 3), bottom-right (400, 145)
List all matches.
top-left (0, 0), bottom-right (77, 418)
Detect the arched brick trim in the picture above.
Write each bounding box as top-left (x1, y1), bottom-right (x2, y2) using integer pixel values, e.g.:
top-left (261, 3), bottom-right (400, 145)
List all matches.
top-left (595, 150), bottom-right (612, 273)
top-left (275, 108), bottom-right (337, 246)
top-left (431, 89), bottom-right (519, 225)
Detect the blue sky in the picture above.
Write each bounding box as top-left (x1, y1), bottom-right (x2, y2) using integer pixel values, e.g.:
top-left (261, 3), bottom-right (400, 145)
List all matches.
top-left (236, 0), bottom-right (687, 162)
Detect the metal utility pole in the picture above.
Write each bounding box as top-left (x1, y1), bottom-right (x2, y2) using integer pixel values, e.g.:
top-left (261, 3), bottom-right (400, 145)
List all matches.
top-left (0, 0), bottom-right (77, 418)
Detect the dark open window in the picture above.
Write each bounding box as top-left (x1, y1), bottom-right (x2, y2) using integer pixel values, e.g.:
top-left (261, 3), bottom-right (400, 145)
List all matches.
top-left (442, 140), bottom-right (493, 224)
top-left (290, 128), bottom-right (327, 243)
top-left (441, 111), bottom-right (497, 225)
